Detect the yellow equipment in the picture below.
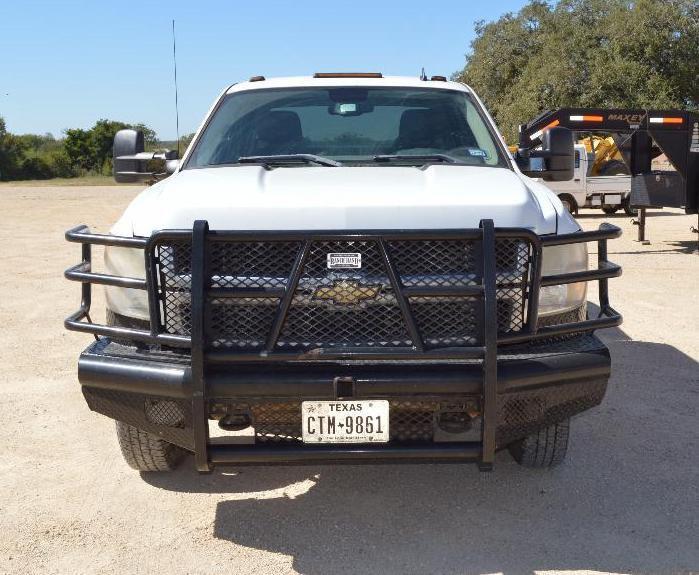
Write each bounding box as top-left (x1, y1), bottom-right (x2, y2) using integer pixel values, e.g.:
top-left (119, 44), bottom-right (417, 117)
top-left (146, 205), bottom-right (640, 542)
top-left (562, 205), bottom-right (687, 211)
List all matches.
top-left (579, 135), bottom-right (627, 176)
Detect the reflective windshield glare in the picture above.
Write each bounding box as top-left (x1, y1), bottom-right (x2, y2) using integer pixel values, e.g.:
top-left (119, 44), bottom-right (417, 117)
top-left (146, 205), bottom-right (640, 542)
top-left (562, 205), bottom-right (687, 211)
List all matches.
top-left (186, 87), bottom-right (508, 168)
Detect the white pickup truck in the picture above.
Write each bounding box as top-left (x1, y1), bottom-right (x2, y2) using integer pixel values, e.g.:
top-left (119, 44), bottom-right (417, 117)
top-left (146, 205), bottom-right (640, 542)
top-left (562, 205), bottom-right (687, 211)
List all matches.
top-left (547, 143), bottom-right (635, 216)
top-left (65, 74), bottom-right (622, 473)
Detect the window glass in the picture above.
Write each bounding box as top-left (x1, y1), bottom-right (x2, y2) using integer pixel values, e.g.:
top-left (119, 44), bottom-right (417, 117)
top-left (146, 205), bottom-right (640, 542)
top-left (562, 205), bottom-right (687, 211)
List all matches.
top-left (186, 87), bottom-right (509, 168)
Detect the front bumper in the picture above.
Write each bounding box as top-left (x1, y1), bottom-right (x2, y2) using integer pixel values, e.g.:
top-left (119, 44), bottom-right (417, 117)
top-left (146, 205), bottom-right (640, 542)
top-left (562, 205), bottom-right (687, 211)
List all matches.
top-left (66, 219), bottom-right (622, 469)
top-left (79, 334), bottom-right (610, 466)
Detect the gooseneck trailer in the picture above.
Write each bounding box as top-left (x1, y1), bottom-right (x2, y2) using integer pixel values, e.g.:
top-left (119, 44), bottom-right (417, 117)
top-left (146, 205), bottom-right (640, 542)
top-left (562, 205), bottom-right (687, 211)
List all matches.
top-left (517, 107), bottom-right (699, 244)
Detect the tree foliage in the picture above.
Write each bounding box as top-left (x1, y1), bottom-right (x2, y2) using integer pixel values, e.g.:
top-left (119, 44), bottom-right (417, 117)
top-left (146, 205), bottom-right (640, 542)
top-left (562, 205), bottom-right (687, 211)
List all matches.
top-left (454, 0), bottom-right (699, 141)
top-left (131, 123), bottom-right (159, 148)
top-left (64, 119), bottom-right (131, 174)
top-left (0, 117), bottom-right (158, 181)
top-left (0, 117), bottom-right (27, 180)
top-left (179, 132), bottom-right (196, 151)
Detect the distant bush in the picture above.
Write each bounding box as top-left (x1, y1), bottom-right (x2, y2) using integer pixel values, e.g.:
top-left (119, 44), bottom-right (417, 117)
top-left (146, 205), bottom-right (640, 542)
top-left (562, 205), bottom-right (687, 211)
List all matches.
top-left (0, 117), bottom-right (26, 180)
top-left (180, 132), bottom-right (195, 151)
top-left (48, 149), bottom-right (78, 178)
top-left (0, 115), bottom-right (157, 181)
top-left (20, 156), bottom-right (53, 180)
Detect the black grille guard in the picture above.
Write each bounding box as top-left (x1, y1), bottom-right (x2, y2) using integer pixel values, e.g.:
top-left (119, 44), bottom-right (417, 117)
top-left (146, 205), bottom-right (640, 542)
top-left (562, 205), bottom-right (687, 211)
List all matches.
top-left (65, 220), bottom-right (622, 356)
top-left (65, 220), bottom-right (621, 470)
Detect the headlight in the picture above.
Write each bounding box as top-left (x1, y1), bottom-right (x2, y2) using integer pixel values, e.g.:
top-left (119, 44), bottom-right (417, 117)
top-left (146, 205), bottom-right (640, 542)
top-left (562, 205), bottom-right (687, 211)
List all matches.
top-left (539, 242), bottom-right (588, 317)
top-left (104, 246), bottom-right (149, 321)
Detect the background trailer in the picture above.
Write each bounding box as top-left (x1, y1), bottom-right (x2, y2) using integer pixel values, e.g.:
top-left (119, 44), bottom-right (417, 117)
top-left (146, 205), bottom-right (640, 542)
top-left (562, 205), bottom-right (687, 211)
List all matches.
top-left (517, 108), bottom-right (699, 244)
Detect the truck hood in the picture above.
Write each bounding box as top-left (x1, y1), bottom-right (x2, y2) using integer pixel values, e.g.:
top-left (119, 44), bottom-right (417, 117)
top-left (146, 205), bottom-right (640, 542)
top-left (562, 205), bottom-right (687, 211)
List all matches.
top-left (120, 165), bottom-right (560, 236)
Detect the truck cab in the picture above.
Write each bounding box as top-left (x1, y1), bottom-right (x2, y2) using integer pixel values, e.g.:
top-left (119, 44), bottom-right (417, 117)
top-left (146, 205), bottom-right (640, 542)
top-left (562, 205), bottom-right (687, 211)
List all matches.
top-left (64, 74), bottom-right (622, 473)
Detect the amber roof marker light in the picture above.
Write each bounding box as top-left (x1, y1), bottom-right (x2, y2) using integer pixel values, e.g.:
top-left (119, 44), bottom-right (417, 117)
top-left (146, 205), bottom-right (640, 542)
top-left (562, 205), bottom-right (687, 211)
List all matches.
top-left (313, 72), bottom-right (383, 78)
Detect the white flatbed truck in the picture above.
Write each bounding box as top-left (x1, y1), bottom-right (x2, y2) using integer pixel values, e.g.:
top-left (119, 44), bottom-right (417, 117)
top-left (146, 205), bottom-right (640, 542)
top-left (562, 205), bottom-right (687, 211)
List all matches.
top-left (547, 143), bottom-right (634, 215)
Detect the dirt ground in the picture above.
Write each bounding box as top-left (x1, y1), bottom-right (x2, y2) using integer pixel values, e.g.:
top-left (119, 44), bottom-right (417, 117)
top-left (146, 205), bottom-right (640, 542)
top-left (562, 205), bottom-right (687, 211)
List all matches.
top-left (1, 185), bottom-right (697, 575)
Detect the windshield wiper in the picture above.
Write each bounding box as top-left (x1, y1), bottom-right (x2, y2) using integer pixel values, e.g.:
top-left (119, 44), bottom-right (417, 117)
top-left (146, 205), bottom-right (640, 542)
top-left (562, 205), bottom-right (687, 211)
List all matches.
top-left (372, 154), bottom-right (463, 165)
top-left (372, 154), bottom-right (460, 165)
top-left (237, 154), bottom-right (342, 168)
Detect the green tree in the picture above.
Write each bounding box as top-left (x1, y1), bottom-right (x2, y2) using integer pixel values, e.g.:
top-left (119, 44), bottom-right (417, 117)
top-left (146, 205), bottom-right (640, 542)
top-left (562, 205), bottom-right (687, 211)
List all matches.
top-left (89, 119), bottom-right (130, 173)
top-left (20, 156), bottom-right (53, 179)
top-left (1, 116), bottom-right (154, 180)
top-left (63, 119), bottom-right (139, 174)
top-left (0, 116), bottom-right (27, 180)
top-left (48, 149), bottom-right (77, 178)
top-left (454, 0), bottom-right (699, 141)
top-left (179, 132), bottom-right (196, 152)
top-left (131, 122), bottom-right (159, 148)
top-left (63, 128), bottom-right (93, 172)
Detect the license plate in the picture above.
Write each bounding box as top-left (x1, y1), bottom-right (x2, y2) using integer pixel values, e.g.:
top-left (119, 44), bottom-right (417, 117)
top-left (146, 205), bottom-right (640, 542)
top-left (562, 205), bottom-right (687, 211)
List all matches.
top-left (301, 400), bottom-right (389, 443)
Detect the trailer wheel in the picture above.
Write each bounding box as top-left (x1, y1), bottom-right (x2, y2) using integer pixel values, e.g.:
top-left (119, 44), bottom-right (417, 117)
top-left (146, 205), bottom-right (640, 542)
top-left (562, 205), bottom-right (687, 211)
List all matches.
top-left (602, 206), bottom-right (619, 215)
top-left (115, 421), bottom-right (186, 471)
top-left (622, 196), bottom-right (637, 217)
top-left (558, 194), bottom-right (577, 215)
top-left (508, 419), bottom-right (570, 468)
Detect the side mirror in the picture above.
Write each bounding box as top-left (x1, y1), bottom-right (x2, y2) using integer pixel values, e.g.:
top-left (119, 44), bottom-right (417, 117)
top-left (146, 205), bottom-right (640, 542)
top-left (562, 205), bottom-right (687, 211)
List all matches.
top-left (517, 126), bottom-right (574, 182)
top-left (113, 129), bottom-right (146, 183)
top-left (113, 129), bottom-right (179, 183)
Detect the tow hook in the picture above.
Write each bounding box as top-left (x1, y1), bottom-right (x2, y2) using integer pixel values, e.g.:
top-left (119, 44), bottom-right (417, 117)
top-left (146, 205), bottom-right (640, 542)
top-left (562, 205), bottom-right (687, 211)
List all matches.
top-left (218, 411), bottom-right (252, 431)
top-left (438, 411), bottom-right (472, 433)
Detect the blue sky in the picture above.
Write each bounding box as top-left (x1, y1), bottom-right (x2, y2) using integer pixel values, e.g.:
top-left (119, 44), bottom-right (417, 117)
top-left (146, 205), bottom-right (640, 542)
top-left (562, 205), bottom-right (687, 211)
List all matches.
top-left (0, 0), bottom-right (527, 140)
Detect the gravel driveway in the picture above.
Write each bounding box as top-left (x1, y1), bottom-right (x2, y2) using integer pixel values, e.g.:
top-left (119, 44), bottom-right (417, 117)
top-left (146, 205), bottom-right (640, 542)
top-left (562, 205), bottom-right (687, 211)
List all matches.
top-left (1, 186), bottom-right (697, 574)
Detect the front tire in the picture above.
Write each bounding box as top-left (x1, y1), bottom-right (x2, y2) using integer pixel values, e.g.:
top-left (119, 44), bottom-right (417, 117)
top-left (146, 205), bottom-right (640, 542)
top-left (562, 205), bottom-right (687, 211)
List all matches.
top-left (558, 194), bottom-right (577, 215)
top-left (115, 421), bottom-right (186, 471)
top-left (508, 419), bottom-right (570, 468)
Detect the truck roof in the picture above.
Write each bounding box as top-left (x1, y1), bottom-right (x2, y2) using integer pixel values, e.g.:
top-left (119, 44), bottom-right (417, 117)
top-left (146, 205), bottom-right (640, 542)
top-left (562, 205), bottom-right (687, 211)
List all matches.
top-left (225, 75), bottom-right (471, 94)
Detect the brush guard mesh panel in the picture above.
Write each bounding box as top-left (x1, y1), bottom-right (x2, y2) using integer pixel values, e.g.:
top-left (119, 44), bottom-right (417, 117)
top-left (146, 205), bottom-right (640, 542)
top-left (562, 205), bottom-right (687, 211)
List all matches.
top-left (83, 387), bottom-right (195, 450)
top-left (152, 236), bottom-right (533, 350)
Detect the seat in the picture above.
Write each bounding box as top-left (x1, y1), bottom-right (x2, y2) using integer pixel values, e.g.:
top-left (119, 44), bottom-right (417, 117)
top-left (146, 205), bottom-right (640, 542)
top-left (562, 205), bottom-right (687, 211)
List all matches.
top-left (252, 111), bottom-right (305, 156)
top-left (394, 109), bottom-right (445, 151)
top-left (394, 108), bottom-right (478, 152)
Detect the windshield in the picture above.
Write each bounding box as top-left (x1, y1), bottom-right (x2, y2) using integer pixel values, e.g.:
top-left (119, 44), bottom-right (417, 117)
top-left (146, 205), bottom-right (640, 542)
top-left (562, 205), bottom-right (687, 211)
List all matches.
top-left (185, 87), bottom-right (509, 168)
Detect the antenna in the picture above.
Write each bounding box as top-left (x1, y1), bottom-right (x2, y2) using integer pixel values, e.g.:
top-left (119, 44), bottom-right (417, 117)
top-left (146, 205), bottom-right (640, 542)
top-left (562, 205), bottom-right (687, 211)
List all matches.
top-left (172, 19), bottom-right (180, 156)
top-left (420, 67), bottom-right (427, 81)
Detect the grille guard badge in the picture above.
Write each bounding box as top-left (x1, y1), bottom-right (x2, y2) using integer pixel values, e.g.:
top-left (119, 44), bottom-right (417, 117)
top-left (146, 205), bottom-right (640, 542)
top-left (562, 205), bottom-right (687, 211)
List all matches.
top-left (312, 280), bottom-right (382, 305)
top-left (327, 253), bottom-right (362, 269)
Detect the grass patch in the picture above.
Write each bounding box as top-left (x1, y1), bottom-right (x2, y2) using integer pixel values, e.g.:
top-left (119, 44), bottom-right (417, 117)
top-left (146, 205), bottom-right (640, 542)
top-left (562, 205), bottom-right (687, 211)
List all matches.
top-left (0, 175), bottom-right (142, 187)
